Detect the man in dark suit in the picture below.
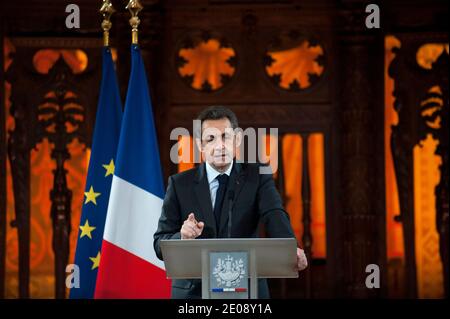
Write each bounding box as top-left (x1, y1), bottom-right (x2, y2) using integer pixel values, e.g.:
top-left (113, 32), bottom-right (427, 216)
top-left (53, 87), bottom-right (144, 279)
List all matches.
top-left (154, 106), bottom-right (307, 299)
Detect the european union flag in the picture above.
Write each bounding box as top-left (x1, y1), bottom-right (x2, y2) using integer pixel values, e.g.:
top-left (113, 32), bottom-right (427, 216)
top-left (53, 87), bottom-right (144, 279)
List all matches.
top-left (69, 47), bottom-right (123, 298)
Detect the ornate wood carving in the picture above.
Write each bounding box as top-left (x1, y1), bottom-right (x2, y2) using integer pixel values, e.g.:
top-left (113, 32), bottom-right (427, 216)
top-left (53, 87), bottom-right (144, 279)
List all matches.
top-left (389, 35), bottom-right (449, 298)
top-left (5, 41), bottom-right (101, 298)
top-left (175, 30), bottom-right (236, 92)
top-left (263, 30), bottom-right (326, 92)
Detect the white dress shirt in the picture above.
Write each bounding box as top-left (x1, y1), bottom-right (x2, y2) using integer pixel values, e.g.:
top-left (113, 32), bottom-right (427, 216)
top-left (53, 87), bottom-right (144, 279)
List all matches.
top-left (205, 161), bottom-right (233, 208)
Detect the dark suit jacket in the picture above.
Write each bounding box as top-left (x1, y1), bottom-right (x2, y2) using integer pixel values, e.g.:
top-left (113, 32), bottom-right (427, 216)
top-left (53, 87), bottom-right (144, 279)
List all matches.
top-left (153, 161), bottom-right (296, 299)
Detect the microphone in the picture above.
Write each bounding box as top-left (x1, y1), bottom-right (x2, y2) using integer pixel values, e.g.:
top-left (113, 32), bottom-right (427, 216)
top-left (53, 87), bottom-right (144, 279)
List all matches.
top-left (227, 190), bottom-right (235, 238)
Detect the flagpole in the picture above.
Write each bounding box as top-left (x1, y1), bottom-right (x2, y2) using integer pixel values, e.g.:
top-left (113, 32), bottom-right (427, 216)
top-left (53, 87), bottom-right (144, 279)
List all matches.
top-left (126, 0), bottom-right (143, 45)
top-left (100, 0), bottom-right (115, 47)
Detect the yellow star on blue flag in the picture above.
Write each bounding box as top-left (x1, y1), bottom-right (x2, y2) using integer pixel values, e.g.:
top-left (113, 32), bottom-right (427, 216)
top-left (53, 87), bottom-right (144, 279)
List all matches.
top-left (70, 47), bottom-right (123, 299)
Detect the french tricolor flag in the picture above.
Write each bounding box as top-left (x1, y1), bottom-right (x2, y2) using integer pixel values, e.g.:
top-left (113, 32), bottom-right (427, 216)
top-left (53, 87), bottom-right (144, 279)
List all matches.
top-left (94, 45), bottom-right (171, 298)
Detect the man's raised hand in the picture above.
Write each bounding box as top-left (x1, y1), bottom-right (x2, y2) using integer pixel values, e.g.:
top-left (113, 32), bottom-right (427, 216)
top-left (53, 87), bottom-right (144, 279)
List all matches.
top-left (181, 213), bottom-right (205, 239)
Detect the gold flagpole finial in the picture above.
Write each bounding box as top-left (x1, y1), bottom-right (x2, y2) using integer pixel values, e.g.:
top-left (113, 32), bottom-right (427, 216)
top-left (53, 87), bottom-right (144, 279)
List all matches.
top-left (126, 0), bottom-right (143, 45)
top-left (100, 0), bottom-right (115, 47)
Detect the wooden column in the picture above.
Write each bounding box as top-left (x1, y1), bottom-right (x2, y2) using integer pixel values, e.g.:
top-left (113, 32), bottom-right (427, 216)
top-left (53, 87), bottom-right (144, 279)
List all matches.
top-left (6, 49), bottom-right (32, 298)
top-left (337, 2), bottom-right (386, 298)
top-left (276, 133), bottom-right (287, 298)
top-left (301, 133), bottom-right (312, 298)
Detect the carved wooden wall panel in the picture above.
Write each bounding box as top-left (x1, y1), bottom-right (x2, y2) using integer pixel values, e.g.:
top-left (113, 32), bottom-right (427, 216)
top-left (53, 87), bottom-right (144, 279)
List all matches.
top-left (389, 33), bottom-right (448, 298)
top-left (5, 38), bottom-right (102, 298)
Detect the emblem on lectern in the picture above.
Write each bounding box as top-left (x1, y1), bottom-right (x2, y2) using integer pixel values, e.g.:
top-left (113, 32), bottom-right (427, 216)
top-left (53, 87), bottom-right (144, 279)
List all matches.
top-left (210, 251), bottom-right (249, 297)
top-left (213, 254), bottom-right (246, 287)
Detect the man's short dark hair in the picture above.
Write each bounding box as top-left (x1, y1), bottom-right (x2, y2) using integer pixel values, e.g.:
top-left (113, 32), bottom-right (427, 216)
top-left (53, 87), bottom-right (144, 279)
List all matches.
top-left (196, 106), bottom-right (239, 137)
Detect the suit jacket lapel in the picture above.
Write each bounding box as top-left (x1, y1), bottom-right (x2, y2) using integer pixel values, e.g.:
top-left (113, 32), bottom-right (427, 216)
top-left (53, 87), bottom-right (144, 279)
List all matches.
top-left (218, 162), bottom-right (246, 237)
top-left (193, 163), bottom-right (217, 237)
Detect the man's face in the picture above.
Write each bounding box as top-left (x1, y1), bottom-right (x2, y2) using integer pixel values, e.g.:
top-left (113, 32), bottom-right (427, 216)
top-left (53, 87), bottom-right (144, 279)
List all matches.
top-left (197, 118), bottom-right (240, 170)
